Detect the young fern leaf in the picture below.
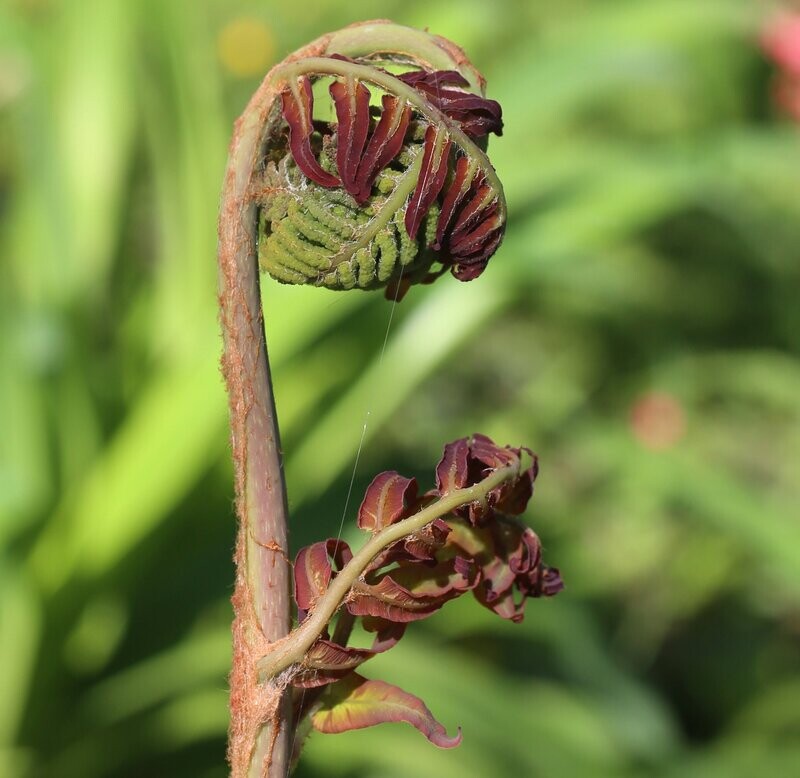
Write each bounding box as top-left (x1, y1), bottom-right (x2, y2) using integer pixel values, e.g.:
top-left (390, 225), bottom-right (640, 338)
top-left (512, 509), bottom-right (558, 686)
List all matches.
top-left (218, 21), bottom-right (519, 777)
top-left (287, 434), bottom-right (563, 745)
top-left (256, 51), bottom-right (506, 295)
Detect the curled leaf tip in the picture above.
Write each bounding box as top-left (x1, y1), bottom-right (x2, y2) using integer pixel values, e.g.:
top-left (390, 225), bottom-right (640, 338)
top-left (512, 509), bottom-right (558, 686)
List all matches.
top-left (312, 674), bottom-right (462, 748)
top-left (281, 77), bottom-right (340, 188)
top-left (255, 24), bottom-right (506, 295)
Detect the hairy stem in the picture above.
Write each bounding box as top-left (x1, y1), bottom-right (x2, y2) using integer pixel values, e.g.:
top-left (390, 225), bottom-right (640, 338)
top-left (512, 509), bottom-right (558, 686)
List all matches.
top-left (218, 30), bottom-right (340, 778)
top-left (258, 462), bottom-right (520, 680)
top-left (218, 93), bottom-right (292, 776)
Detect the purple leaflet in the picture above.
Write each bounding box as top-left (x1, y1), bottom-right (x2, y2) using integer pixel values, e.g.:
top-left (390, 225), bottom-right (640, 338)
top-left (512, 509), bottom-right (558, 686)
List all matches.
top-left (330, 76), bottom-right (371, 200)
top-left (357, 471), bottom-right (418, 533)
top-left (347, 575), bottom-right (448, 623)
top-left (495, 450), bottom-right (538, 516)
top-left (537, 566), bottom-right (566, 597)
top-left (397, 69), bottom-right (503, 138)
top-left (361, 617), bottom-right (407, 653)
top-left (389, 556), bottom-right (478, 600)
top-left (294, 539), bottom-right (352, 619)
top-left (287, 75), bottom-right (412, 205)
top-left (470, 432), bottom-right (520, 470)
top-left (281, 76), bottom-right (340, 187)
top-left (294, 639), bottom-right (377, 688)
top-left (324, 70), bottom-right (417, 204)
top-left (435, 437), bottom-right (470, 495)
top-left (405, 125), bottom-right (452, 241)
top-left (353, 94), bottom-right (411, 203)
top-left (401, 518), bottom-right (451, 562)
top-left (434, 155), bottom-right (476, 250)
top-left (436, 167), bottom-right (505, 282)
top-left (364, 516), bottom-right (450, 573)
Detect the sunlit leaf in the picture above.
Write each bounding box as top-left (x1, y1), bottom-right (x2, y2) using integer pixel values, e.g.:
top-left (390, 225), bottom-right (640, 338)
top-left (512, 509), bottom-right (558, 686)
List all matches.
top-left (357, 471), bottom-right (418, 533)
top-left (312, 673), bottom-right (462, 748)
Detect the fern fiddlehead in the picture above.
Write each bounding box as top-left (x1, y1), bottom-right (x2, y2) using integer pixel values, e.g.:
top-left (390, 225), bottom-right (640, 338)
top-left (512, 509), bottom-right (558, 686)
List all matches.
top-left (217, 20), bottom-right (506, 778)
top-left (255, 32), bottom-right (505, 297)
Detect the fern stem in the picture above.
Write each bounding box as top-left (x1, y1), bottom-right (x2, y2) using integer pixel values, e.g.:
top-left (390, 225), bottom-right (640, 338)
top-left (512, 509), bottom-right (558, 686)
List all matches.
top-left (218, 32), bottom-right (335, 778)
top-left (218, 20), bottom-right (500, 776)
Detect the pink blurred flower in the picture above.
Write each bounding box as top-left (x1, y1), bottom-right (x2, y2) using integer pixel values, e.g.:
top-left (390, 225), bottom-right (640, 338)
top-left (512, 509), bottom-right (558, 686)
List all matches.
top-left (761, 10), bottom-right (800, 122)
top-left (761, 12), bottom-right (800, 76)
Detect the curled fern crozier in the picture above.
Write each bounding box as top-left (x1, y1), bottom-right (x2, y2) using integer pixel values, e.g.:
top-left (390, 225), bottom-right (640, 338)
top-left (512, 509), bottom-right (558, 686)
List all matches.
top-left (254, 34), bottom-right (506, 297)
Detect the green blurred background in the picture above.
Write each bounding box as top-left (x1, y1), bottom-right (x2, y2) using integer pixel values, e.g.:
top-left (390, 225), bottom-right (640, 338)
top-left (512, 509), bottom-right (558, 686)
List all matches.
top-left (2, 0), bottom-right (799, 776)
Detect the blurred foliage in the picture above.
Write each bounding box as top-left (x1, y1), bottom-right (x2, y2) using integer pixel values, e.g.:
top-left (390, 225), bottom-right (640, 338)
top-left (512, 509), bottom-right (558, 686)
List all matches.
top-left (1, 0), bottom-right (799, 776)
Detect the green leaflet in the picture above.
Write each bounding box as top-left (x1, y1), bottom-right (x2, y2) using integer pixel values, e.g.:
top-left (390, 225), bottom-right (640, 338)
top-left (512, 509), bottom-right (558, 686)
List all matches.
top-left (258, 135), bottom-right (440, 291)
